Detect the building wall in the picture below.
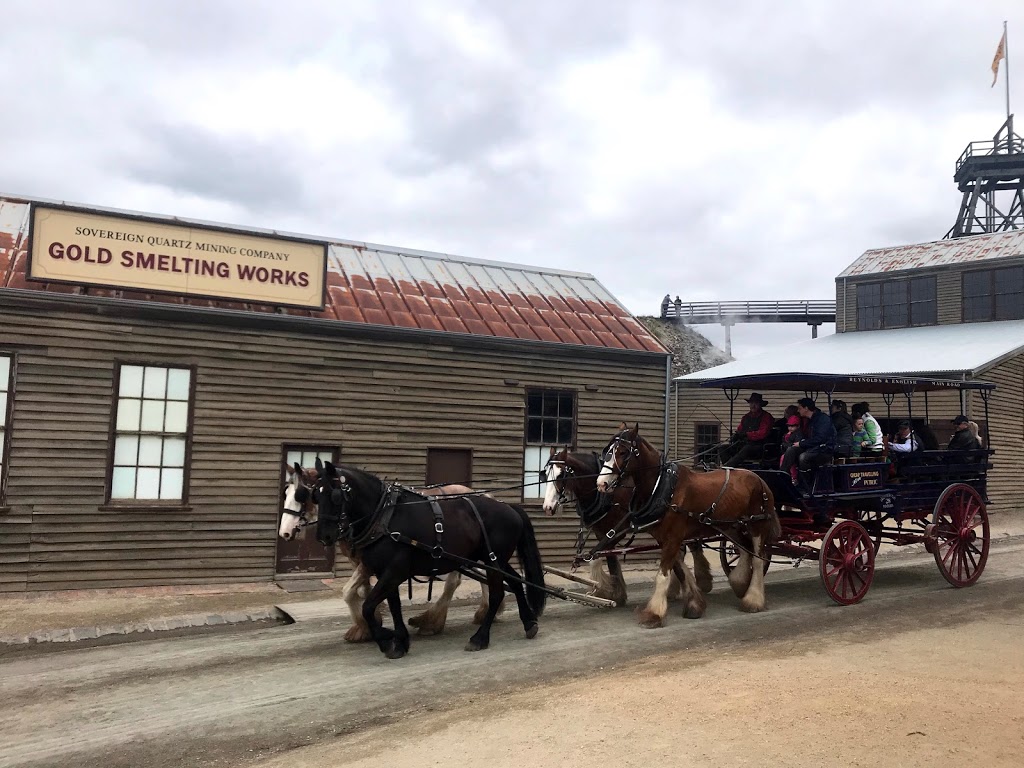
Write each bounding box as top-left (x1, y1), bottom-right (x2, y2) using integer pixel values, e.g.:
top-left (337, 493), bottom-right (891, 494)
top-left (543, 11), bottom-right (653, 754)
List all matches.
top-left (971, 355), bottom-right (1024, 516)
top-left (0, 302), bottom-right (666, 592)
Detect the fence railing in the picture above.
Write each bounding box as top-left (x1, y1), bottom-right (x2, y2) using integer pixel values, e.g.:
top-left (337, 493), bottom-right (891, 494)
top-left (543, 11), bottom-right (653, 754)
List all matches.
top-left (660, 298), bottom-right (836, 323)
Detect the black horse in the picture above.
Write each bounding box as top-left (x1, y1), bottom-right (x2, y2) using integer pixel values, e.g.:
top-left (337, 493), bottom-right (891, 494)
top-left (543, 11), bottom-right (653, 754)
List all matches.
top-left (314, 459), bottom-right (546, 659)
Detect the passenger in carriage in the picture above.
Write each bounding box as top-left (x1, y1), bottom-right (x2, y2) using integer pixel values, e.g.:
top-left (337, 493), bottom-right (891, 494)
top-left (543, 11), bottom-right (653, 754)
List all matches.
top-left (717, 392), bottom-right (774, 466)
top-left (947, 415), bottom-right (982, 451)
top-left (888, 420), bottom-right (920, 453)
top-left (780, 397), bottom-right (837, 490)
top-left (851, 402), bottom-right (884, 454)
top-left (829, 400), bottom-right (854, 459)
top-left (851, 416), bottom-right (871, 457)
top-left (780, 415), bottom-right (803, 482)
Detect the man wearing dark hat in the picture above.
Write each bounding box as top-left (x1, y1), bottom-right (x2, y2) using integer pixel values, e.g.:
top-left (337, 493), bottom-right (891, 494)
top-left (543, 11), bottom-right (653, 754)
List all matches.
top-left (889, 420), bottom-right (920, 453)
top-left (717, 393), bottom-right (774, 466)
top-left (947, 415), bottom-right (982, 451)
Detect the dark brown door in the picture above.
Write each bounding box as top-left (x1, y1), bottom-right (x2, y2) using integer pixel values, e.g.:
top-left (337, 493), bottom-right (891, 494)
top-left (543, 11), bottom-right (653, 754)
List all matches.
top-left (426, 448), bottom-right (473, 487)
top-left (275, 446), bottom-right (338, 575)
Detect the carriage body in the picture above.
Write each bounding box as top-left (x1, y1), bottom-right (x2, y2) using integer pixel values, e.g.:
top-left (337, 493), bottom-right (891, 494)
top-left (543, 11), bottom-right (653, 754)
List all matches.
top-left (700, 372), bottom-right (994, 605)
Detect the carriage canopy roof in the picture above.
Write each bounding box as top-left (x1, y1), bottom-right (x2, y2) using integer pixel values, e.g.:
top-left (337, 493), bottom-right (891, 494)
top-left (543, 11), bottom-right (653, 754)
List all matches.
top-left (676, 319), bottom-right (1024, 389)
top-left (696, 372), bottom-right (994, 394)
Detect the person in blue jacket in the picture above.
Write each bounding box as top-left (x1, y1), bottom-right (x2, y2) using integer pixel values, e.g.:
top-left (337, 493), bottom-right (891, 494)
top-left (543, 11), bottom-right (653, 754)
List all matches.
top-left (780, 397), bottom-right (837, 490)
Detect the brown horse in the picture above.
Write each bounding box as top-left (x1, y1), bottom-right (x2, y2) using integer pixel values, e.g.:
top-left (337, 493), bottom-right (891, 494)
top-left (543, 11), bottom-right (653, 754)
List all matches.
top-left (541, 448), bottom-right (714, 609)
top-left (279, 463), bottom-right (501, 641)
top-left (596, 424), bottom-right (780, 627)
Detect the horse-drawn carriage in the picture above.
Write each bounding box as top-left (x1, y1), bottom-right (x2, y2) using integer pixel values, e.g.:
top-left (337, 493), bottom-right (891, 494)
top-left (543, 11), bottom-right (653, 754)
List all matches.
top-left (278, 371), bottom-right (994, 658)
top-left (694, 372), bottom-right (994, 605)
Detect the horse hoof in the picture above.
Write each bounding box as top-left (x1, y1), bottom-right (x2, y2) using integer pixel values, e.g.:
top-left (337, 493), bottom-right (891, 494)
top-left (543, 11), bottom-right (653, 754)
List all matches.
top-left (683, 603), bottom-right (706, 619)
top-left (636, 609), bottom-right (664, 629)
top-left (739, 601), bottom-right (766, 614)
top-left (384, 640), bottom-right (407, 659)
top-left (471, 607), bottom-right (488, 625)
top-left (525, 623), bottom-right (539, 639)
top-left (343, 625), bottom-right (373, 643)
top-left (415, 626), bottom-right (442, 637)
top-left (407, 614), bottom-right (423, 627)
top-left (696, 576), bottom-right (714, 594)
top-left (464, 639), bottom-right (489, 652)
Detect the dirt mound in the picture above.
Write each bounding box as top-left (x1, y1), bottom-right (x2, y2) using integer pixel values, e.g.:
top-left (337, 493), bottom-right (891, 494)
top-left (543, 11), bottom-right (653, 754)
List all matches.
top-left (637, 316), bottom-right (731, 378)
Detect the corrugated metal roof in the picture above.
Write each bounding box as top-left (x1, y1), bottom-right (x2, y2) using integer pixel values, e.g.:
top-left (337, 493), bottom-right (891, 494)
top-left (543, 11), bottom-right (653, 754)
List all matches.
top-left (0, 196), bottom-right (664, 354)
top-left (837, 229), bottom-right (1024, 278)
top-left (676, 320), bottom-right (1024, 382)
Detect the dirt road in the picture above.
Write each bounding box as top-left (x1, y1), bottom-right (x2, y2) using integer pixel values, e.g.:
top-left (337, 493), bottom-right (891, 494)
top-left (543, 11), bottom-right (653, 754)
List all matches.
top-left (2, 541), bottom-right (1023, 768)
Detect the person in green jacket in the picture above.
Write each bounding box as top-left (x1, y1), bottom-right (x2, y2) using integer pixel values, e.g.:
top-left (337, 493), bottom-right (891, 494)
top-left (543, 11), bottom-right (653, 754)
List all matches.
top-left (852, 402), bottom-right (884, 454)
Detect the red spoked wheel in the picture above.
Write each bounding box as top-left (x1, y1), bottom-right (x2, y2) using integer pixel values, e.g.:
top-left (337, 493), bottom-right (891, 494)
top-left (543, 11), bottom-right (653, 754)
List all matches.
top-left (718, 540), bottom-right (771, 576)
top-left (819, 520), bottom-right (875, 605)
top-left (928, 484), bottom-right (990, 588)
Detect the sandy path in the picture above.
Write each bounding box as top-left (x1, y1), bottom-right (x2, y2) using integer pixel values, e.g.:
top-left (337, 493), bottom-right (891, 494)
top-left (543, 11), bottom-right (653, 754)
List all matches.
top-left (260, 618), bottom-right (1024, 768)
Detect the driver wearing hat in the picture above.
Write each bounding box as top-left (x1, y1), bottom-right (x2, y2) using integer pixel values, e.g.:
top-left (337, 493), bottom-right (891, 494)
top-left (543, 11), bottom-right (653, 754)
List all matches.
top-left (717, 393), bottom-right (774, 467)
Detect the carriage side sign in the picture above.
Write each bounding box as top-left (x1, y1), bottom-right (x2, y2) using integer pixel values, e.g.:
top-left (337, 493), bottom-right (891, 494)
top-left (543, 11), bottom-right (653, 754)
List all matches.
top-left (27, 206), bottom-right (327, 309)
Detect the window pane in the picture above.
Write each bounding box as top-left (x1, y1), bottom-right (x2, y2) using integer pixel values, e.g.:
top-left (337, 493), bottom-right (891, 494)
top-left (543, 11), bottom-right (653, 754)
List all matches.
top-left (166, 368), bottom-right (191, 400)
top-left (995, 292), bottom-right (1024, 320)
top-left (0, 438), bottom-right (4, 464)
top-left (143, 366), bottom-right (167, 399)
top-left (160, 468), bottom-right (184, 500)
top-left (163, 438), bottom-right (186, 467)
top-left (559, 395), bottom-right (574, 418)
top-left (119, 365), bottom-right (144, 397)
top-left (141, 400), bottom-right (165, 431)
top-left (138, 436), bottom-right (163, 466)
top-left (116, 399), bottom-right (141, 431)
top-left (0, 356), bottom-right (9, 390)
top-left (995, 266), bottom-right (1023, 293)
top-left (911, 300), bottom-right (936, 326)
top-left (523, 446), bottom-right (545, 499)
top-left (526, 393), bottom-right (542, 417)
top-left (164, 401), bottom-right (189, 433)
top-left (113, 435), bottom-right (139, 465)
top-left (542, 421), bottom-right (556, 443)
top-left (964, 295), bottom-right (992, 322)
top-left (111, 467), bottom-right (137, 498)
top-left (136, 468), bottom-right (161, 499)
top-left (0, 393), bottom-right (6, 428)
top-left (527, 418), bottom-right (542, 443)
top-left (542, 395), bottom-right (558, 417)
top-left (557, 420), bottom-right (573, 444)
top-left (963, 271), bottom-right (990, 296)
top-left (910, 277), bottom-right (935, 301)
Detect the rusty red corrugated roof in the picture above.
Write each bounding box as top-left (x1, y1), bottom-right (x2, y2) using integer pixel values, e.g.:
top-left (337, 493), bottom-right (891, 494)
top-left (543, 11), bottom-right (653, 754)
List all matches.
top-left (838, 228), bottom-right (1024, 277)
top-left (0, 197), bottom-right (665, 353)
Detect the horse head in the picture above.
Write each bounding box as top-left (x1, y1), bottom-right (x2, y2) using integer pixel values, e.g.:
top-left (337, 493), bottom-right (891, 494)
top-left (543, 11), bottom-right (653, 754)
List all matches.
top-left (596, 422), bottom-right (648, 492)
top-left (279, 461), bottom-right (319, 540)
top-left (541, 446), bottom-right (571, 515)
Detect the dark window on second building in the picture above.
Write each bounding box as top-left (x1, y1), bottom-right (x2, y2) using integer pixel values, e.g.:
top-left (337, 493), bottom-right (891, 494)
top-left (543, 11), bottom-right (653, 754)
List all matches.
top-left (857, 276), bottom-right (936, 330)
top-left (694, 423), bottom-right (720, 461)
top-left (963, 266), bottom-right (1024, 322)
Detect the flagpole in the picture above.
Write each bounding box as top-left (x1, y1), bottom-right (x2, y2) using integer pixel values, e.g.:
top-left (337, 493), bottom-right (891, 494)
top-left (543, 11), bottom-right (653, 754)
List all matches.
top-left (1005, 21), bottom-right (1011, 120)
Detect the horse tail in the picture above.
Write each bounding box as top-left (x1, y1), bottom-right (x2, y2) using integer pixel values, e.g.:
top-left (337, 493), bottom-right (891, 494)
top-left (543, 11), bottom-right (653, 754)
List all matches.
top-left (758, 476), bottom-right (781, 542)
top-left (512, 504), bottom-right (547, 617)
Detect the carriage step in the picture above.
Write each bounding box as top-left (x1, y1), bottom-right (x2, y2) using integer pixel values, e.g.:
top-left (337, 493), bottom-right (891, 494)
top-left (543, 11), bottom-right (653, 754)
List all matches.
top-left (543, 565), bottom-right (601, 589)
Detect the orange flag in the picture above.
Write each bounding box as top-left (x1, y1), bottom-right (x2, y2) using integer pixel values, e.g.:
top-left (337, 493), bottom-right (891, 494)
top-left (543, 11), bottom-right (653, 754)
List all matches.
top-left (992, 30), bottom-right (1006, 87)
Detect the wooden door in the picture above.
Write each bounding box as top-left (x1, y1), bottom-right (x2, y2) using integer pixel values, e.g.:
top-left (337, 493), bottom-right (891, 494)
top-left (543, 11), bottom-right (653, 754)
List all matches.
top-left (275, 445), bottom-right (338, 575)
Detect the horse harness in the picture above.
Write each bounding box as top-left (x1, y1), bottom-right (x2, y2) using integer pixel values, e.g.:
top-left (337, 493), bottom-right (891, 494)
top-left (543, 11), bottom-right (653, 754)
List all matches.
top-left (347, 485), bottom-right (499, 577)
top-left (576, 466), bottom-right (772, 564)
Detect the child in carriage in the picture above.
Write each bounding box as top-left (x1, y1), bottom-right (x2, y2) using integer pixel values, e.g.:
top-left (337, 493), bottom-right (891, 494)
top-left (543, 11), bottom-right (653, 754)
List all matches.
top-left (780, 414), bottom-right (803, 482)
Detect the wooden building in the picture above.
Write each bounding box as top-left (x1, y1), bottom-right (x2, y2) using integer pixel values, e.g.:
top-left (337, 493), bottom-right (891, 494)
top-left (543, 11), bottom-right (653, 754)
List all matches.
top-left (673, 229), bottom-right (1024, 522)
top-left (0, 196), bottom-right (668, 592)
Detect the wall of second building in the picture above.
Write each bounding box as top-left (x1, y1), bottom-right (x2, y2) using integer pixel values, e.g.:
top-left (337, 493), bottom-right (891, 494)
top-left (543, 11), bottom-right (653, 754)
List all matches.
top-left (836, 267), bottom-right (961, 332)
top-left (0, 301), bottom-right (667, 592)
top-left (970, 354), bottom-right (1024, 516)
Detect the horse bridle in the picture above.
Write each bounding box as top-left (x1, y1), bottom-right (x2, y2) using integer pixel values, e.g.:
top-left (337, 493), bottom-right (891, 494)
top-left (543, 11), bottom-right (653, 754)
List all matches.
top-left (601, 433), bottom-right (640, 491)
top-left (315, 474), bottom-right (354, 543)
top-left (542, 459), bottom-right (574, 507)
top-left (282, 477), bottom-right (319, 528)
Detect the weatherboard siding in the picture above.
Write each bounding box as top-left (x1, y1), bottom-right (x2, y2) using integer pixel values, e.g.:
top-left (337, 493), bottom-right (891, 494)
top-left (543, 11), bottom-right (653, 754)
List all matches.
top-left (0, 304), bottom-right (666, 592)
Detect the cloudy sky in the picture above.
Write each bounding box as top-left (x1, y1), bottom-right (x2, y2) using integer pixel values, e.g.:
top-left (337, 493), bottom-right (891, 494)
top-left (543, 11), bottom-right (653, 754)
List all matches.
top-left (1, 1), bottom-right (1019, 357)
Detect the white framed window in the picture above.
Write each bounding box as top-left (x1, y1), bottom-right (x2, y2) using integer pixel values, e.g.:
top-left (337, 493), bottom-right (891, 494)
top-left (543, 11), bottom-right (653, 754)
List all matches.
top-left (522, 389), bottom-right (576, 499)
top-left (110, 364), bottom-right (193, 502)
top-left (0, 354), bottom-right (11, 503)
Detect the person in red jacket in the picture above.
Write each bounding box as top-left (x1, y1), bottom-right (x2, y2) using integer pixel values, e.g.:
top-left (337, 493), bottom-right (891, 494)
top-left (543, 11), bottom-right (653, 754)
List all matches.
top-left (718, 393), bottom-right (774, 466)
